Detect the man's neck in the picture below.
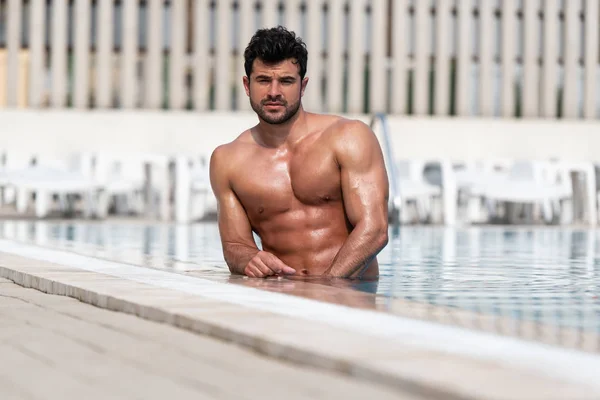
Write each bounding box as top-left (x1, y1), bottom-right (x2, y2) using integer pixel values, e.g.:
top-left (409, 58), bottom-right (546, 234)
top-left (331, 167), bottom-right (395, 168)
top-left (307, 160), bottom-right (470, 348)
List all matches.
top-left (254, 109), bottom-right (308, 148)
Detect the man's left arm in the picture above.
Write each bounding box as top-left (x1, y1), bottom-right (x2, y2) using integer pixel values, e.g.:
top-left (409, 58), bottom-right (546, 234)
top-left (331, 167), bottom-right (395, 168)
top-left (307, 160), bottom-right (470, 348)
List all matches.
top-left (323, 120), bottom-right (390, 278)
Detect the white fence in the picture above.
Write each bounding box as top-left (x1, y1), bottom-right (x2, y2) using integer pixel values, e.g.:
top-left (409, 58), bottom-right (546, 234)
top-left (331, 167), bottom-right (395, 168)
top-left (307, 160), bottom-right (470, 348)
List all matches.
top-left (0, 0), bottom-right (599, 119)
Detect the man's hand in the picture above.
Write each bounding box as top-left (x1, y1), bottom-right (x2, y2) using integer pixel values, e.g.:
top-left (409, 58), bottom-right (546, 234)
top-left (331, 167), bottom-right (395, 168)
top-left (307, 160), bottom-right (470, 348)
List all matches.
top-left (244, 251), bottom-right (296, 278)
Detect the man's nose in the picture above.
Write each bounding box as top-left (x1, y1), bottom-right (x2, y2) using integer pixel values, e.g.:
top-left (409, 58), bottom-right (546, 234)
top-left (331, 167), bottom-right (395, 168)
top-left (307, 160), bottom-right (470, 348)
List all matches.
top-left (268, 81), bottom-right (281, 97)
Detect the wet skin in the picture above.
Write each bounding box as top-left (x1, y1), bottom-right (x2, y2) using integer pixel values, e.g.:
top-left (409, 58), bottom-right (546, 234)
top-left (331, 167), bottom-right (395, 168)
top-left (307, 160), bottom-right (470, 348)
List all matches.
top-left (210, 58), bottom-right (389, 279)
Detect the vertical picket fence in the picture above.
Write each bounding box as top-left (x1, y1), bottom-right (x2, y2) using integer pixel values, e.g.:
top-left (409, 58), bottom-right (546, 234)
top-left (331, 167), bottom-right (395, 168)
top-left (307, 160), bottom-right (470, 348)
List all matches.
top-left (0, 0), bottom-right (598, 119)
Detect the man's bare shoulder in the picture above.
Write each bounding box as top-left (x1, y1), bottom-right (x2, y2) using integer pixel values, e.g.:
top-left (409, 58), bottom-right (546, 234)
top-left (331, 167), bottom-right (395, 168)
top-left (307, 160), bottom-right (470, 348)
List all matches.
top-left (307, 112), bottom-right (344, 126)
top-left (211, 129), bottom-right (255, 160)
top-left (303, 113), bottom-right (364, 137)
top-left (316, 115), bottom-right (376, 143)
top-left (317, 116), bottom-right (383, 163)
top-left (209, 129), bottom-right (257, 181)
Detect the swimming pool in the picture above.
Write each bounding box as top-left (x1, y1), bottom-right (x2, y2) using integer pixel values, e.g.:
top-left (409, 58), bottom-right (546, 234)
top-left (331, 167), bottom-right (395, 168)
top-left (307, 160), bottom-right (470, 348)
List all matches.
top-left (1, 219), bottom-right (599, 351)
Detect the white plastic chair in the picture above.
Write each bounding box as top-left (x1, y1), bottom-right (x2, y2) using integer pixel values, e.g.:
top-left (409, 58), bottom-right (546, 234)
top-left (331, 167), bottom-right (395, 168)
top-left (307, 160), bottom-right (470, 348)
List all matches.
top-left (455, 158), bottom-right (512, 224)
top-left (394, 159), bottom-right (457, 225)
top-left (0, 152), bottom-right (104, 218)
top-left (395, 159), bottom-right (439, 223)
top-left (0, 150), bottom-right (35, 209)
top-left (424, 159), bottom-right (458, 225)
top-left (94, 153), bottom-right (146, 217)
top-left (174, 155), bottom-right (216, 223)
top-left (94, 152), bottom-right (171, 219)
top-left (551, 160), bottom-right (596, 226)
top-left (477, 160), bottom-right (573, 224)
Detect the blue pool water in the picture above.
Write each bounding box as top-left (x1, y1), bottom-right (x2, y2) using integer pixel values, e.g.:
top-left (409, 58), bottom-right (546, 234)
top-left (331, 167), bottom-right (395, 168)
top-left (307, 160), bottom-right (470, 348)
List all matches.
top-left (1, 220), bottom-right (599, 336)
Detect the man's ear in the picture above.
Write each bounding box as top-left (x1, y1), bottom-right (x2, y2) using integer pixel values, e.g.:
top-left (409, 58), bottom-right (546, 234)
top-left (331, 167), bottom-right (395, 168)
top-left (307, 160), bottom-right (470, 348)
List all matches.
top-left (300, 77), bottom-right (309, 97)
top-left (243, 76), bottom-right (250, 97)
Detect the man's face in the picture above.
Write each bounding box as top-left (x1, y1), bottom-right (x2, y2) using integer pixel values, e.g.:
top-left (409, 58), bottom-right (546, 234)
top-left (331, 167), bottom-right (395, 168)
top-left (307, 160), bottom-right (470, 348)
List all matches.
top-left (243, 58), bottom-right (308, 125)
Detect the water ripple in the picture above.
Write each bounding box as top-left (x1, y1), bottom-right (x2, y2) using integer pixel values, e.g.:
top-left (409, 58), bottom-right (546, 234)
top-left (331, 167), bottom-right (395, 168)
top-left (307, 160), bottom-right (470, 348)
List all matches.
top-left (1, 221), bottom-right (599, 333)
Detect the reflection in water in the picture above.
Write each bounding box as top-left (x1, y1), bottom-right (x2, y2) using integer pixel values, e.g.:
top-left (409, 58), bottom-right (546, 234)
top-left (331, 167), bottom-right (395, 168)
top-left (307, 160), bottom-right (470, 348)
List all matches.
top-left (1, 220), bottom-right (600, 339)
top-left (225, 275), bottom-right (381, 310)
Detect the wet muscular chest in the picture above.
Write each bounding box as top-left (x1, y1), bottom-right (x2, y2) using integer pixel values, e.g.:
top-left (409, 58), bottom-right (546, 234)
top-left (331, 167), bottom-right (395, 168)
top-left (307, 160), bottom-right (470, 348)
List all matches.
top-left (233, 148), bottom-right (341, 217)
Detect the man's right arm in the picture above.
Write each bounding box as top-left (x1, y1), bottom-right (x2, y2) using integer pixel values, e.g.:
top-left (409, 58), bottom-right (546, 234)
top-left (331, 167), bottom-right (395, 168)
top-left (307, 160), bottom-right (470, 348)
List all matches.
top-left (209, 145), bottom-right (295, 278)
top-left (209, 145), bottom-right (259, 275)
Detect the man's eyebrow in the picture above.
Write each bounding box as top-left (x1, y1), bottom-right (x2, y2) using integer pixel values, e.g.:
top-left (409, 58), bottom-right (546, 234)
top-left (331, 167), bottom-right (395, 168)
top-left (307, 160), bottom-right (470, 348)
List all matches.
top-left (254, 74), bottom-right (296, 80)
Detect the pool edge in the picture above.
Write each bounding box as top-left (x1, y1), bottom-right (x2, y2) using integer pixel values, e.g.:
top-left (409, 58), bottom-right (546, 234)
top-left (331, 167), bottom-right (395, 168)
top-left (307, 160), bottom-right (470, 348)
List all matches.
top-left (0, 261), bottom-right (466, 400)
top-left (0, 245), bottom-right (598, 400)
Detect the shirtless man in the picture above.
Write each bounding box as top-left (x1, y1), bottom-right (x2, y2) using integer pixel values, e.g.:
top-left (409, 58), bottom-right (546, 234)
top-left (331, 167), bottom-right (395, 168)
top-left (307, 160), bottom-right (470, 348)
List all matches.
top-left (209, 26), bottom-right (389, 280)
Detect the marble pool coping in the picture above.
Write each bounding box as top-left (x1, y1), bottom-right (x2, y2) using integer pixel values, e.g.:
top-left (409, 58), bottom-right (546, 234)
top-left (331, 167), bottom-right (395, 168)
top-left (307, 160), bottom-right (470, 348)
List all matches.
top-left (0, 238), bottom-right (599, 400)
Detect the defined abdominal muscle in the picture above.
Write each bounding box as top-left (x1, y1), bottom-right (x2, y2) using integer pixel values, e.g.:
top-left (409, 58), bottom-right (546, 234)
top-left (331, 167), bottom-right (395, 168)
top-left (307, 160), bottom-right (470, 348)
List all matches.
top-left (256, 222), bottom-right (348, 274)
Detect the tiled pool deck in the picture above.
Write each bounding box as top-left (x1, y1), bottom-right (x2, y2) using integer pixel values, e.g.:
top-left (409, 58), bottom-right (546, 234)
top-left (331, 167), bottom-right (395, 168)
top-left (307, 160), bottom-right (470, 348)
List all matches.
top-left (1, 238), bottom-right (600, 400)
top-left (0, 277), bottom-right (418, 400)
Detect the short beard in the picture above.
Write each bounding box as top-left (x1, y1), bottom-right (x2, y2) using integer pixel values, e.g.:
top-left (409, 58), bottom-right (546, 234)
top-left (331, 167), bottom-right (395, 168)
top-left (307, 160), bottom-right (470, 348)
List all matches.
top-left (250, 97), bottom-right (301, 125)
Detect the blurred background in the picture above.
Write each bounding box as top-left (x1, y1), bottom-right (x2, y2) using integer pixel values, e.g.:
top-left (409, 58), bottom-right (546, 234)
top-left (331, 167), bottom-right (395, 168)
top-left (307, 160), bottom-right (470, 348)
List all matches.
top-left (3, 3), bottom-right (600, 380)
top-left (0, 0), bottom-right (599, 226)
top-left (1, 0), bottom-right (598, 116)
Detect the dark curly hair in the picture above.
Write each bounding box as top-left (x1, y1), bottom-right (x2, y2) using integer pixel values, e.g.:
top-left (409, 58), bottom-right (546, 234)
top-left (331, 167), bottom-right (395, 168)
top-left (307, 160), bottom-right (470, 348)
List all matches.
top-left (243, 26), bottom-right (308, 79)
